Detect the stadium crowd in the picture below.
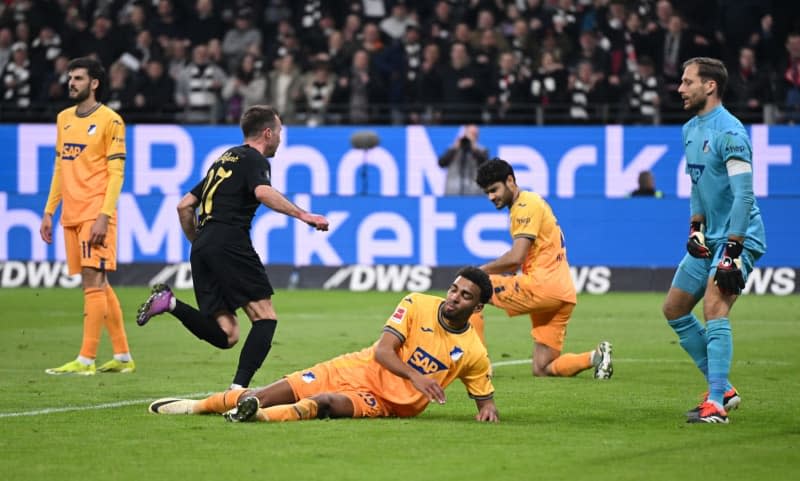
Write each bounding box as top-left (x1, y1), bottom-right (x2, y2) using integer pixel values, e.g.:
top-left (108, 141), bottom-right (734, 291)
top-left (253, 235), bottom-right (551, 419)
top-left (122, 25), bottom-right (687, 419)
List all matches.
top-left (1, 0), bottom-right (799, 125)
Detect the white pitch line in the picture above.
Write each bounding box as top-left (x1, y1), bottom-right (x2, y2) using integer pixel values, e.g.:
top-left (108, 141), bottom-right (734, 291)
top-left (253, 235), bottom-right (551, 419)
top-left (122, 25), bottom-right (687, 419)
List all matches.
top-left (0, 391), bottom-right (214, 419)
top-left (0, 356), bottom-right (791, 418)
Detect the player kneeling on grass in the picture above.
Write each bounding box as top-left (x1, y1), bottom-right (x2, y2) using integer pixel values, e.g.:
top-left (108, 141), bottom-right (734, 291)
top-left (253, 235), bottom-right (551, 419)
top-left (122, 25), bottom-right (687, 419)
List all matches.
top-left (149, 267), bottom-right (499, 423)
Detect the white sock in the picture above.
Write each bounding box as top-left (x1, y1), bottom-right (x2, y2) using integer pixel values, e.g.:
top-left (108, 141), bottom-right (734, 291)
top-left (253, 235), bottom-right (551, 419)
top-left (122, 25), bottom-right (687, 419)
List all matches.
top-left (77, 355), bottom-right (94, 366)
top-left (169, 296), bottom-right (177, 311)
top-left (114, 353), bottom-right (132, 362)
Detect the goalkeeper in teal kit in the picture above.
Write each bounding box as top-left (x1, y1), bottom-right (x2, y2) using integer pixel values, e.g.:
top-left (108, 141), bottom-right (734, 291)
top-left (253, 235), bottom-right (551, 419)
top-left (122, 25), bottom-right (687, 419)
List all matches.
top-left (662, 57), bottom-right (767, 424)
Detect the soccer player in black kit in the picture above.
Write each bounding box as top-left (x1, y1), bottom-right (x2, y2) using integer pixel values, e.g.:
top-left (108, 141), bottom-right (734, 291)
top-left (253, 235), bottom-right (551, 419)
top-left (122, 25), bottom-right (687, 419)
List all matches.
top-left (136, 105), bottom-right (329, 389)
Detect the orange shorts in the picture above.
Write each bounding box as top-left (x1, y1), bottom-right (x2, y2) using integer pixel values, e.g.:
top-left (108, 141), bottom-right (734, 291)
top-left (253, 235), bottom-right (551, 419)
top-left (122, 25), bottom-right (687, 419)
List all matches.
top-left (63, 220), bottom-right (117, 275)
top-left (285, 360), bottom-right (393, 419)
top-left (489, 273), bottom-right (575, 352)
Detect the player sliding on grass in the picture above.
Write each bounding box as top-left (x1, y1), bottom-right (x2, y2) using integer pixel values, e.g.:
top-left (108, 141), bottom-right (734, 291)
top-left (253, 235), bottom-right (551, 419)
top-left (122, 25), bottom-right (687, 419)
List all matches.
top-left (471, 158), bottom-right (613, 379)
top-left (149, 267), bottom-right (499, 423)
top-left (663, 57), bottom-right (767, 424)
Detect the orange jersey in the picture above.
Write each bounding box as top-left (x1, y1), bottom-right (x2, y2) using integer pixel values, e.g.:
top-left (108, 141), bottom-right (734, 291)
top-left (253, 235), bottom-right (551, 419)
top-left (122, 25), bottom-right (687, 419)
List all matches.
top-left (509, 190), bottom-right (576, 303)
top-left (296, 293), bottom-right (494, 417)
top-left (46, 103), bottom-right (126, 226)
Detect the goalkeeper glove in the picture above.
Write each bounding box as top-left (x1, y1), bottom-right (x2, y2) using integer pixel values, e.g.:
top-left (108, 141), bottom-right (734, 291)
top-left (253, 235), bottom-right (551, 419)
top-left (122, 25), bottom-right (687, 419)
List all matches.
top-left (686, 222), bottom-right (711, 258)
top-left (714, 240), bottom-right (745, 295)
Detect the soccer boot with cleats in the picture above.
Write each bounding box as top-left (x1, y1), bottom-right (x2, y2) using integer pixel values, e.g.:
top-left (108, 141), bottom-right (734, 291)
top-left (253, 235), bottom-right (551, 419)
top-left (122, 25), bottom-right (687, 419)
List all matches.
top-left (223, 396), bottom-right (260, 422)
top-left (97, 359), bottom-right (136, 373)
top-left (148, 398), bottom-right (198, 414)
top-left (686, 387), bottom-right (740, 419)
top-left (45, 359), bottom-right (96, 376)
top-left (593, 341), bottom-right (614, 379)
top-left (686, 401), bottom-right (729, 424)
top-left (136, 284), bottom-right (174, 326)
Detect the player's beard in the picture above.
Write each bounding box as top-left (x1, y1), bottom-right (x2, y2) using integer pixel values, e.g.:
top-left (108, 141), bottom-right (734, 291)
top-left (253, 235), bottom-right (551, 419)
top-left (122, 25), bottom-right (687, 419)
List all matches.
top-left (70, 85), bottom-right (91, 103)
top-left (684, 93), bottom-right (707, 114)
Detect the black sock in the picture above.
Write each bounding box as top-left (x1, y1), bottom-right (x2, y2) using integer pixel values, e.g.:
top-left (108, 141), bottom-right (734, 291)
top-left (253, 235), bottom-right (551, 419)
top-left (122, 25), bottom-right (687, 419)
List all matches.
top-left (172, 299), bottom-right (229, 349)
top-left (232, 319), bottom-right (278, 387)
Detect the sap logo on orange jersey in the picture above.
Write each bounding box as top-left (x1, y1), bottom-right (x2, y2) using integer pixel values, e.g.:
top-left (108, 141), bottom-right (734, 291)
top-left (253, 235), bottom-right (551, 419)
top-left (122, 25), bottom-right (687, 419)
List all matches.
top-left (407, 347), bottom-right (447, 375)
top-left (62, 143), bottom-right (87, 160)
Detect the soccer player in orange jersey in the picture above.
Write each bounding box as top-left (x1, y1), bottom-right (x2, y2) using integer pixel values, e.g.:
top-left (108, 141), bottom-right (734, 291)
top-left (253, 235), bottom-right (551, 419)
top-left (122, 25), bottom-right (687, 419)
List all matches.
top-left (472, 158), bottom-right (613, 379)
top-left (148, 267), bottom-right (499, 423)
top-left (40, 57), bottom-right (134, 375)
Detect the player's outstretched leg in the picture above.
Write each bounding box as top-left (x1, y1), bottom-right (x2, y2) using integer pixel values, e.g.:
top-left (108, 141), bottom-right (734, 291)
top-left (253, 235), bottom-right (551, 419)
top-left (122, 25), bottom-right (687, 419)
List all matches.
top-left (136, 284), bottom-right (175, 326)
top-left (593, 341), bottom-right (613, 379)
top-left (148, 398), bottom-right (198, 415)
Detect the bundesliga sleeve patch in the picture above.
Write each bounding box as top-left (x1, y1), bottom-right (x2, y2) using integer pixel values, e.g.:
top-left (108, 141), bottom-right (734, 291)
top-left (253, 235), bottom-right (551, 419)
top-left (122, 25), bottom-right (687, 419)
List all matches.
top-left (390, 307), bottom-right (406, 324)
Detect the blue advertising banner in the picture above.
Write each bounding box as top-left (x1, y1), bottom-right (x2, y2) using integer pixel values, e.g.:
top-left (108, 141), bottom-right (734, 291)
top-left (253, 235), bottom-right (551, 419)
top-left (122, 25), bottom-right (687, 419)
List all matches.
top-left (1, 124), bottom-right (797, 267)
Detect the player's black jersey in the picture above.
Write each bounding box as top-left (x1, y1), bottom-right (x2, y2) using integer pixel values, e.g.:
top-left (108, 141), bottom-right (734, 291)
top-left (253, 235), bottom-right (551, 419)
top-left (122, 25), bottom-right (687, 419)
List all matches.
top-left (190, 144), bottom-right (271, 230)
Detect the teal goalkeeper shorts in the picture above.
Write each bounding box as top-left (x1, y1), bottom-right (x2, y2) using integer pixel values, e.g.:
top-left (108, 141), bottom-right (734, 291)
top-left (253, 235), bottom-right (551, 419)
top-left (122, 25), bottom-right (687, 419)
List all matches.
top-left (670, 242), bottom-right (756, 299)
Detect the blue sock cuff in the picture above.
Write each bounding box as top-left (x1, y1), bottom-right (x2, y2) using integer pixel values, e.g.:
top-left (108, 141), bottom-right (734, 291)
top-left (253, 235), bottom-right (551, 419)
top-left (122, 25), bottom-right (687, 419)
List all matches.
top-left (706, 318), bottom-right (731, 334)
top-left (668, 313), bottom-right (702, 334)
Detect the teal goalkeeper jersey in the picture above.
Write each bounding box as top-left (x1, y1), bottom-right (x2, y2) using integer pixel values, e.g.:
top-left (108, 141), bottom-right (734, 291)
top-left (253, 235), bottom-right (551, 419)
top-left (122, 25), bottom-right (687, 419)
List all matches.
top-left (682, 105), bottom-right (766, 256)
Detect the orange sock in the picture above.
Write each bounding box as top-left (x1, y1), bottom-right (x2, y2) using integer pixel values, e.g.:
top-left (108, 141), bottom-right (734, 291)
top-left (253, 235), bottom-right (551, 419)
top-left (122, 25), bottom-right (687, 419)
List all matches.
top-left (79, 287), bottom-right (107, 360)
top-left (260, 399), bottom-right (319, 422)
top-left (195, 388), bottom-right (247, 413)
top-left (104, 285), bottom-right (130, 355)
top-left (548, 351), bottom-right (594, 377)
top-left (469, 312), bottom-right (487, 348)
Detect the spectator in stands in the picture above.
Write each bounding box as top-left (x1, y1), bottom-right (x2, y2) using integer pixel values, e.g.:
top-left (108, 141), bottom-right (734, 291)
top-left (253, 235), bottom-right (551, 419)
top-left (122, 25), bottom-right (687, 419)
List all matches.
top-left (487, 51), bottom-right (530, 124)
top-left (380, 1), bottom-right (417, 41)
top-left (441, 42), bottom-right (484, 125)
top-left (106, 61), bottom-right (136, 115)
top-left (175, 42), bottom-right (226, 123)
top-left (409, 42), bottom-right (443, 125)
top-left (119, 3), bottom-right (151, 51)
top-left (0, 27), bottom-right (13, 73)
top-left (133, 58), bottom-right (176, 121)
top-left (424, 0), bottom-right (454, 46)
top-left (186, 0), bottom-right (224, 47)
top-left (221, 8), bottom-right (261, 73)
top-left (151, 0), bottom-right (184, 43)
top-left (781, 31), bottom-right (800, 124)
top-left (222, 52), bottom-right (266, 124)
top-left (567, 60), bottom-right (607, 124)
top-left (530, 50), bottom-right (569, 123)
top-left (472, 9), bottom-right (509, 53)
top-left (29, 25), bottom-right (61, 80)
top-left (630, 170), bottom-right (662, 198)
top-left (1, 42), bottom-right (34, 115)
top-left (622, 11), bottom-right (656, 73)
top-left (508, 19), bottom-right (537, 71)
top-left (325, 30), bottom-right (350, 77)
top-left (166, 37), bottom-right (189, 80)
top-left (624, 55), bottom-right (660, 125)
top-left (267, 53), bottom-right (303, 124)
top-left (38, 53), bottom-right (70, 115)
top-left (727, 46), bottom-right (772, 124)
top-left (334, 48), bottom-right (386, 124)
top-left (474, 28), bottom-right (502, 82)
top-left (438, 124), bottom-right (489, 196)
top-left (60, 6), bottom-right (90, 59)
top-left (302, 55), bottom-right (338, 126)
top-left (83, 12), bottom-right (124, 69)
top-left (657, 14), bottom-right (692, 117)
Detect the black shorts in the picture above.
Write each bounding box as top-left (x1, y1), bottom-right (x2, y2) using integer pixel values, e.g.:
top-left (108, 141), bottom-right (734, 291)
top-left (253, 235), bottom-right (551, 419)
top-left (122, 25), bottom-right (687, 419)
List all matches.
top-left (190, 223), bottom-right (274, 316)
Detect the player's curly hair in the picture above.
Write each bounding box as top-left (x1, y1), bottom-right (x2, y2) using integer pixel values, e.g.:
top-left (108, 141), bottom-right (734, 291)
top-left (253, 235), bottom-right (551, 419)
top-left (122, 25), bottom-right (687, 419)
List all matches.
top-left (456, 266), bottom-right (493, 304)
top-left (476, 157), bottom-right (515, 189)
top-left (67, 57), bottom-right (106, 100)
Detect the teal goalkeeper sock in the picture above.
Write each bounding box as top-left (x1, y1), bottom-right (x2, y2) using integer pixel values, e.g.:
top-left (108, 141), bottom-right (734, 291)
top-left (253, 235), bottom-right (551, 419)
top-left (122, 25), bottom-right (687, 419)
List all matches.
top-left (668, 314), bottom-right (708, 378)
top-left (706, 318), bottom-right (733, 407)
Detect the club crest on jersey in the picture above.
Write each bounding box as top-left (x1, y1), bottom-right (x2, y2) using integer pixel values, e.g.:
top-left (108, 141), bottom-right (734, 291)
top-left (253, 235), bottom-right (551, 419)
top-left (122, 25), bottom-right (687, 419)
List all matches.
top-left (449, 346), bottom-right (464, 362)
top-left (702, 140), bottom-right (710, 153)
top-left (686, 163), bottom-right (705, 184)
top-left (301, 371), bottom-right (316, 383)
top-left (87, 124), bottom-right (97, 135)
top-left (61, 143), bottom-right (87, 160)
top-left (407, 347), bottom-right (447, 375)
top-left (390, 306), bottom-right (406, 324)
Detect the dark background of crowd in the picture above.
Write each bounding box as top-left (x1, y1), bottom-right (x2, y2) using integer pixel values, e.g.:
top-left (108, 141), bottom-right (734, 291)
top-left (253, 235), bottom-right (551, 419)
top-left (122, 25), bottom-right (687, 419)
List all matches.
top-left (1, 0), bottom-right (799, 126)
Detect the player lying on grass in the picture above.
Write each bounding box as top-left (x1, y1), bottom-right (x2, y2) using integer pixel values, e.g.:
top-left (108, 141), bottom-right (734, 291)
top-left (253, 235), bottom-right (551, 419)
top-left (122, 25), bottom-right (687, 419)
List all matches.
top-left (149, 267), bottom-right (500, 423)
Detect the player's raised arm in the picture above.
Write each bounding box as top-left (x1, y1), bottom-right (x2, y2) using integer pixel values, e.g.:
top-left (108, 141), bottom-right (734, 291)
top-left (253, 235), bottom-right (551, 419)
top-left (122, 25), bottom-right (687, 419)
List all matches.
top-left (254, 184), bottom-right (329, 231)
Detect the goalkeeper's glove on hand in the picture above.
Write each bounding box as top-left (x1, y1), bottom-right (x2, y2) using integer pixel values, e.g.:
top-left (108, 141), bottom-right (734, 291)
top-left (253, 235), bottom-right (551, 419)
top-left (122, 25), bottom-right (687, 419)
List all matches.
top-left (686, 222), bottom-right (711, 258)
top-left (714, 240), bottom-right (745, 295)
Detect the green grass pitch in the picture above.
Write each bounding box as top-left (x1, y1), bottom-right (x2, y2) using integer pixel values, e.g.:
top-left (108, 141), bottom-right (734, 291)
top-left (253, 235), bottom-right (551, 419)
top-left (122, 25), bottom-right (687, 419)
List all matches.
top-left (1, 287), bottom-right (798, 481)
